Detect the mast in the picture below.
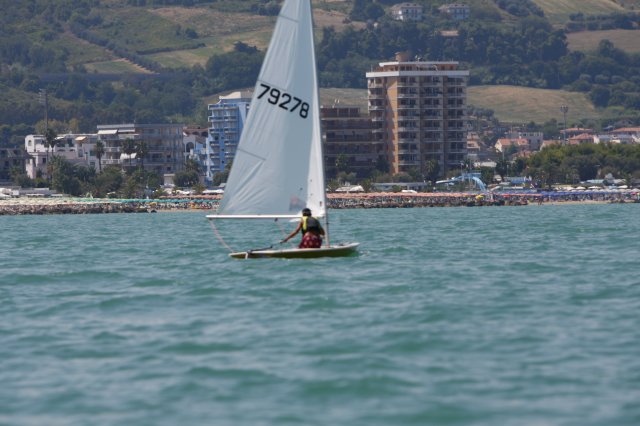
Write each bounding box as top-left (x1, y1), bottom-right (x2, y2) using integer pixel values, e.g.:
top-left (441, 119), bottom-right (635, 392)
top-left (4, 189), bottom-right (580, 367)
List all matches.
top-left (308, 0), bottom-right (330, 247)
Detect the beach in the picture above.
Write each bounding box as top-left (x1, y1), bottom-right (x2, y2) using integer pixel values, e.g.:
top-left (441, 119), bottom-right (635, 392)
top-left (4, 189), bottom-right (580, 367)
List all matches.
top-left (0, 191), bottom-right (637, 215)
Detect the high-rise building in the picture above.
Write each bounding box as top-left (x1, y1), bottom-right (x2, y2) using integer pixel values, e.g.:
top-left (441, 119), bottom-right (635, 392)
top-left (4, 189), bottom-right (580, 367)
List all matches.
top-left (207, 91), bottom-right (251, 182)
top-left (321, 105), bottom-right (382, 179)
top-left (366, 54), bottom-right (469, 177)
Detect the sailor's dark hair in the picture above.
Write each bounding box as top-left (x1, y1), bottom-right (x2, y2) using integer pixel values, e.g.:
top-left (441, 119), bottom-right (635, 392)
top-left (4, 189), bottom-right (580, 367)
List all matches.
top-left (302, 208), bottom-right (312, 216)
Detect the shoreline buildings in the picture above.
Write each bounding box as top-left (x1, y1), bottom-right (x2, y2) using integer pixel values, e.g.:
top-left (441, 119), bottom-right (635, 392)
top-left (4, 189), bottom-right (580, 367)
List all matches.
top-left (23, 123), bottom-right (185, 181)
top-left (206, 91), bottom-right (251, 183)
top-left (366, 53), bottom-right (469, 176)
top-left (321, 105), bottom-right (382, 179)
top-left (97, 123), bottom-right (184, 176)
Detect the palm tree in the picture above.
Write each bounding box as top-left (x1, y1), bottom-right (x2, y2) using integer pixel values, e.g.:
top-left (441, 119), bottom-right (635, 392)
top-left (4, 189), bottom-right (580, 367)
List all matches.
top-left (95, 140), bottom-right (105, 173)
top-left (122, 138), bottom-right (136, 169)
top-left (136, 140), bottom-right (148, 169)
top-left (44, 128), bottom-right (58, 182)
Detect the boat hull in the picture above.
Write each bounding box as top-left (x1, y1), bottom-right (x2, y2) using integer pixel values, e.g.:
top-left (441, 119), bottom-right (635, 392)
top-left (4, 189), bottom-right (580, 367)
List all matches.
top-left (230, 242), bottom-right (360, 259)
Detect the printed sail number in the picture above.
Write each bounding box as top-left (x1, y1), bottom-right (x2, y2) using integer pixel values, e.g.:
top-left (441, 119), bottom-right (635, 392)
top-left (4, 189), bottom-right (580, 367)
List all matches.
top-left (257, 83), bottom-right (310, 119)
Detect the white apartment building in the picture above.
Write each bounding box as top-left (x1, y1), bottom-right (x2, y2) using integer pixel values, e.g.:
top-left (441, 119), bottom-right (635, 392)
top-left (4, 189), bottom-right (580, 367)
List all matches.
top-left (24, 133), bottom-right (99, 179)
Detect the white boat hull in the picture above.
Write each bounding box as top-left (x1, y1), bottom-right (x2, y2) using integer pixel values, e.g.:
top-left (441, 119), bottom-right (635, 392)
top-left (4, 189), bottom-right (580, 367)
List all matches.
top-left (230, 242), bottom-right (359, 259)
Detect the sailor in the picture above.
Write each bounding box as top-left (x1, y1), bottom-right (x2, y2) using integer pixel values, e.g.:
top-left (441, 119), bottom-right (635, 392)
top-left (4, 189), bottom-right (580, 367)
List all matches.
top-left (281, 207), bottom-right (325, 248)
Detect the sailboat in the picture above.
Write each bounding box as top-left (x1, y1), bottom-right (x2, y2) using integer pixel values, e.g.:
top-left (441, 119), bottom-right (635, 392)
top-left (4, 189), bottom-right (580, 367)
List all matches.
top-left (206, 0), bottom-right (359, 259)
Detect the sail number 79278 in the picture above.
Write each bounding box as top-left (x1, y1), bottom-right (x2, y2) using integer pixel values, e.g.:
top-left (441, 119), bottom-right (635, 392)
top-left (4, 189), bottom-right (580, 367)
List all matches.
top-left (257, 83), bottom-right (309, 119)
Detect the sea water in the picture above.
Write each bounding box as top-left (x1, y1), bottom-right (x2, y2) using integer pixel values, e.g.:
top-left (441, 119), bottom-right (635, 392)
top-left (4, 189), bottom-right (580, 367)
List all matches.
top-left (1, 204), bottom-right (639, 425)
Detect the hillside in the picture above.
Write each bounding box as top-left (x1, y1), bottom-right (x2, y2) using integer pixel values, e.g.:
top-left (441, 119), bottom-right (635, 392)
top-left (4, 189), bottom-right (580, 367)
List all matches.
top-left (2, 0), bottom-right (640, 145)
top-left (467, 86), bottom-right (602, 123)
top-left (318, 86), bottom-right (602, 124)
top-left (567, 29), bottom-right (640, 53)
top-left (531, 0), bottom-right (633, 24)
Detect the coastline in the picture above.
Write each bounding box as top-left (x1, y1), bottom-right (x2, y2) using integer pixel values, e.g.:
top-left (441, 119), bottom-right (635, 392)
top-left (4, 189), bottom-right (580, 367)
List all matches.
top-left (0, 191), bottom-right (637, 216)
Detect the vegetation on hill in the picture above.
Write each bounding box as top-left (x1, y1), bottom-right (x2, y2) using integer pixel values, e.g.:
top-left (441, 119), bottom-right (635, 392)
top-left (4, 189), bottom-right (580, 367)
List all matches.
top-left (1, 0), bottom-right (640, 149)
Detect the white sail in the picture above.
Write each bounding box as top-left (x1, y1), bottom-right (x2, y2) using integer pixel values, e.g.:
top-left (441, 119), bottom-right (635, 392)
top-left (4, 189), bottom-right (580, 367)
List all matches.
top-left (214, 0), bottom-right (326, 219)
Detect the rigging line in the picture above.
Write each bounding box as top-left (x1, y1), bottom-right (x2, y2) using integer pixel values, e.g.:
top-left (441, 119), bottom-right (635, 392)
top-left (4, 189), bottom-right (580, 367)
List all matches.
top-left (274, 217), bottom-right (288, 238)
top-left (235, 146), bottom-right (267, 162)
top-left (208, 219), bottom-right (235, 253)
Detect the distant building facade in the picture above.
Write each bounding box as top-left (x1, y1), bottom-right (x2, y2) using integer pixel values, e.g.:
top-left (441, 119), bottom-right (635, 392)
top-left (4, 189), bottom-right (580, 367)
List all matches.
top-left (0, 146), bottom-right (27, 182)
top-left (183, 126), bottom-right (209, 173)
top-left (321, 105), bottom-right (382, 179)
top-left (438, 3), bottom-right (470, 20)
top-left (24, 133), bottom-right (99, 179)
top-left (505, 131), bottom-right (543, 151)
top-left (366, 54), bottom-right (469, 176)
top-left (96, 123), bottom-right (184, 176)
top-left (390, 3), bottom-right (423, 21)
top-left (207, 91), bottom-right (251, 182)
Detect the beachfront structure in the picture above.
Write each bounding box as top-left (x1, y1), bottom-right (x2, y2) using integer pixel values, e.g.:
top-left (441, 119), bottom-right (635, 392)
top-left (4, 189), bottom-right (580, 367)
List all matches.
top-left (366, 54), bottom-right (469, 177)
top-left (390, 3), bottom-right (423, 21)
top-left (438, 4), bottom-right (470, 21)
top-left (97, 123), bottom-right (184, 176)
top-left (24, 133), bottom-right (100, 179)
top-left (206, 91), bottom-right (251, 182)
top-left (183, 126), bottom-right (208, 173)
top-left (0, 146), bottom-right (28, 182)
top-left (321, 105), bottom-right (383, 179)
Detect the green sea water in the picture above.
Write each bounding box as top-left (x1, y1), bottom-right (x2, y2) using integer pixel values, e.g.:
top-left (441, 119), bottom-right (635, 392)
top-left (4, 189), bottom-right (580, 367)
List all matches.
top-left (1, 204), bottom-right (639, 425)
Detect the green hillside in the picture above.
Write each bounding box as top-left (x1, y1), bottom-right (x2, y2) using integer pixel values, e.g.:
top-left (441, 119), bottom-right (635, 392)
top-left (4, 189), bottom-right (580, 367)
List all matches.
top-left (567, 29), bottom-right (640, 53)
top-left (318, 86), bottom-right (603, 124)
top-left (2, 0), bottom-right (640, 146)
top-left (532, 0), bottom-right (632, 24)
top-left (468, 85), bottom-right (602, 123)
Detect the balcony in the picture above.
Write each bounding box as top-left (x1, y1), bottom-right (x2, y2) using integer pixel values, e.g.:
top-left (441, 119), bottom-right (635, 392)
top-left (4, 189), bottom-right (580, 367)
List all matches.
top-left (397, 103), bottom-right (419, 110)
top-left (368, 105), bottom-right (385, 111)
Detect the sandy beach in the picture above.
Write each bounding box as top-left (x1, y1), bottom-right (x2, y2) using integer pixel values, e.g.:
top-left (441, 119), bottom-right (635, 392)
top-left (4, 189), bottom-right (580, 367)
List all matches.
top-left (0, 191), bottom-right (637, 215)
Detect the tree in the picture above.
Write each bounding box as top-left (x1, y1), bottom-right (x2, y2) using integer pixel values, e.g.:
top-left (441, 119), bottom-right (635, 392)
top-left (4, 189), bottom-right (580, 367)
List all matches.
top-left (185, 158), bottom-right (201, 173)
top-left (335, 153), bottom-right (350, 174)
top-left (495, 158), bottom-right (509, 181)
top-left (95, 140), bottom-right (105, 173)
top-left (50, 156), bottom-right (82, 196)
top-left (10, 165), bottom-right (32, 188)
top-left (136, 140), bottom-right (148, 169)
top-left (423, 160), bottom-right (440, 183)
top-left (122, 138), bottom-right (136, 169)
top-left (174, 169), bottom-right (199, 187)
top-left (44, 128), bottom-right (57, 156)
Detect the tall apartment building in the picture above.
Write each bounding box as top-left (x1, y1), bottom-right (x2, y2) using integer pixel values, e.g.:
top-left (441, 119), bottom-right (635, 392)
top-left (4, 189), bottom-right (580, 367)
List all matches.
top-left (96, 123), bottom-right (184, 175)
top-left (366, 54), bottom-right (469, 177)
top-left (321, 105), bottom-right (382, 179)
top-left (207, 91), bottom-right (251, 182)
